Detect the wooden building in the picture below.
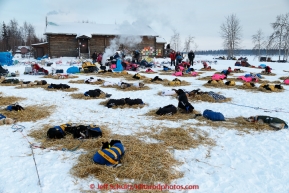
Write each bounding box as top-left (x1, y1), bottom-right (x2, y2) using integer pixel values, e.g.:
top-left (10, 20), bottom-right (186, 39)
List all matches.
top-left (44, 22), bottom-right (166, 58)
top-left (31, 42), bottom-right (48, 58)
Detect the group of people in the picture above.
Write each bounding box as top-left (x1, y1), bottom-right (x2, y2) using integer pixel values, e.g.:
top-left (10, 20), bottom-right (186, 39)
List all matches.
top-left (169, 50), bottom-right (195, 67)
top-left (91, 52), bottom-right (103, 65)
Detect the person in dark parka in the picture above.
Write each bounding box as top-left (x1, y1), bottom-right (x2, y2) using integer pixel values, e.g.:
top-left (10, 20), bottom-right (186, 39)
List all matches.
top-left (188, 50), bottom-right (195, 67)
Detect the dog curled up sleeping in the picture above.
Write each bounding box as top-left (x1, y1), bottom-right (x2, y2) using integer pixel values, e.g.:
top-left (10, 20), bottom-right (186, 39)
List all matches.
top-left (47, 124), bottom-right (102, 139)
top-left (93, 140), bottom-right (125, 167)
top-left (174, 89), bottom-right (194, 113)
top-left (6, 104), bottom-right (24, 111)
top-left (0, 114), bottom-right (14, 125)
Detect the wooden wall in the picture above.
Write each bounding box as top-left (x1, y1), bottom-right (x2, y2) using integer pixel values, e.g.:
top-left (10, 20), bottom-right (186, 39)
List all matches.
top-left (47, 34), bottom-right (162, 57)
top-left (48, 35), bottom-right (78, 57)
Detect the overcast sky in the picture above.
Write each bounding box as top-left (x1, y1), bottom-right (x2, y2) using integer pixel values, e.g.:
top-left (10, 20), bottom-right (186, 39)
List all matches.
top-left (0, 0), bottom-right (288, 50)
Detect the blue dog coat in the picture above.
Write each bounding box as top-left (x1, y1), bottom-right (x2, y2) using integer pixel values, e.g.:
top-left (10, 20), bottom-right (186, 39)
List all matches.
top-left (93, 142), bottom-right (125, 166)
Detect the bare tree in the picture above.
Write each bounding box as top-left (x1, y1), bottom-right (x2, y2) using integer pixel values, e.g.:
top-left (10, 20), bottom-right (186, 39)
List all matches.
top-left (284, 25), bottom-right (289, 60)
top-left (170, 29), bottom-right (181, 51)
top-left (270, 13), bottom-right (289, 61)
top-left (220, 14), bottom-right (242, 58)
top-left (252, 29), bottom-right (266, 60)
top-left (193, 43), bottom-right (198, 52)
top-left (20, 21), bottom-right (29, 46)
top-left (183, 35), bottom-right (194, 53)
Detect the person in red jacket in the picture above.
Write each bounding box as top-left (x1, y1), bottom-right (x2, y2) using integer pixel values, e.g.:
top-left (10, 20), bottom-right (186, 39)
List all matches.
top-left (169, 51), bottom-right (176, 66)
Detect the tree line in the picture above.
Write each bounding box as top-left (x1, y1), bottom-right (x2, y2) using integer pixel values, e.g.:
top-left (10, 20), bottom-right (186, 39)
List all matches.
top-left (169, 12), bottom-right (289, 61)
top-left (195, 49), bottom-right (283, 56)
top-left (0, 19), bottom-right (45, 52)
top-left (220, 13), bottom-right (289, 61)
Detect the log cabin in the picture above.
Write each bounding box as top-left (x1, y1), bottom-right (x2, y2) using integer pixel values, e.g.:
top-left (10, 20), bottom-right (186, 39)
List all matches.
top-left (42, 22), bottom-right (166, 59)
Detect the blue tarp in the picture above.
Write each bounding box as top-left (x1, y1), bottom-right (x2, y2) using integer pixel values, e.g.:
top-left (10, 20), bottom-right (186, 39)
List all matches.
top-left (114, 59), bottom-right (123, 72)
top-left (259, 64), bottom-right (266, 68)
top-left (0, 52), bottom-right (13, 66)
top-left (66, 66), bottom-right (80, 74)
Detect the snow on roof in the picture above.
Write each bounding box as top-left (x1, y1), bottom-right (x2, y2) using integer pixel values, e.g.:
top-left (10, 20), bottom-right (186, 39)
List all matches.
top-left (17, 46), bottom-right (31, 49)
top-left (31, 42), bottom-right (48, 46)
top-left (45, 22), bottom-right (159, 37)
top-left (156, 37), bottom-right (166, 43)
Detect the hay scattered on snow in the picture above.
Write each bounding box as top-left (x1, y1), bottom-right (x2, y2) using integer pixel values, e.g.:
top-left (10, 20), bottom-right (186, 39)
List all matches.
top-left (203, 82), bottom-right (236, 89)
top-left (194, 116), bottom-right (275, 133)
top-left (159, 71), bottom-right (174, 75)
top-left (279, 76), bottom-right (289, 80)
top-left (161, 79), bottom-right (191, 87)
top-left (142, 78), bottom-right (164, 85)
top-left (124, 74), bottom-right (148, 81)
top-left (0, 93), bottom-right (25, 106)
top-left (28, 124), bottom-right (111, 151)
top-left (257, 87), bottom-right (284, 93)
top-left (139, 71), bottom-right (157, 74)
top-left (101, 85), bottom-right (150, 91)
top-left (188, 94), bottom-right (232, 103)
top-left (260, 72), bottom-right (276, 76)
top-left (15, 84), bottom-right (48, 89)
top-left (99, 99), bottom-right (147, 109)
top-left (141, 127), bottom-right (215, 150)
top-left (43, 74), bottom-right (79, 79)
top-left (144, 108), bottom-right (200, 121)
top-left (71, 135), bottom-right (183, 184)
top-left (69, 79), bottom-right (104, 85)
top-left (70, 93), bottom-right (106, 100)
top-left (0, 105), bottom-right (55, 122)
top-left (96, 72), bottom-right (131, 79)
top-left (44, 87), bottom-right (79, 92)
top-left (0, 82), bottom-right (20, 86)
top-left (199, 68), bottom-right (217, 71)
top-left (68, 80), bottom-right (86, 84)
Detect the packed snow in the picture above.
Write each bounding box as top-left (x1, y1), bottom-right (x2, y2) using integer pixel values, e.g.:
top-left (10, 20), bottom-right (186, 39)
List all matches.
top-left (1, 55), bottom-right (289, 193)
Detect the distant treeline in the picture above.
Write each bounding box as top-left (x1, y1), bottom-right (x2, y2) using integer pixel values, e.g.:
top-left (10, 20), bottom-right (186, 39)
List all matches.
top-left (195, 49), bottom-right (283, 56)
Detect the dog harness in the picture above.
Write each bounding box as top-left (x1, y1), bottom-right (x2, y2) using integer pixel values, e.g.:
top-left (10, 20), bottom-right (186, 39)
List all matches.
top-left (98, 146), bottom-right (122, 165)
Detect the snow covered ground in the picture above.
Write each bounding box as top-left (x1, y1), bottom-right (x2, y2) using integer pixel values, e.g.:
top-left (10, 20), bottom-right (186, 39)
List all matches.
top-left (1, 55), bottom-right (289, 193)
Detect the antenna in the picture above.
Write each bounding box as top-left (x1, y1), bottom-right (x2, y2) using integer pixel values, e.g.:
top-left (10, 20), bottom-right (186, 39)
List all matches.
top-left (45, 16), bottom-right (47, 27)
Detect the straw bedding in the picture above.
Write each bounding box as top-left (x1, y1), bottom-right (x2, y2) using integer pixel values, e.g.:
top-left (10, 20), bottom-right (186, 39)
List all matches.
top-left (99, 99), bottom-right (147, 109)
top-left (43, 74), bottom-right (79, 79)
top-left (0, 105), bottom-right (55, 122)
top-left (69, 79), bottom-right (104, 85)
top-left (144, 109), bottom-right (201, 121)
top-left (100, 85), bottom-right (150, 91)
top-left (260, 72), bottom-right (276, 76)
top-left (71, 135), bottom-right (183, 184)
top-left (70, 93), bottom-right (106, 100)
top-left (44, 87), bottom-right (79, 92)
top-left (279, 76), bottom-right (289, 80)
top-left (143, 127), bottom-right (215, 150)
top-left (142, 78), bottom-right (164, 85)
top-left (199, 68), bottom-right (217, 71)
top-left (161, 80), bottom-right (191, 87)
top-left (203, 82), bottom-right (236, 89)
top-left (124, 74), bottom-right (148, 81)
top-left (194, 116), bottom-right (274, 133)
top-left (158, 71), bottom-right (174, 75)
top-left (28, 124), bottom-right (111, 151)
top-left (95, 72), bottom-right (131, 79)
top-left (0, 93), bottom-right (25, 105)
top-left (188, 94), bottom-right (232, 103)
top-left (0, 82), bottom-right (21, 86)
top-left (15, 84), bottom-right (48, 89)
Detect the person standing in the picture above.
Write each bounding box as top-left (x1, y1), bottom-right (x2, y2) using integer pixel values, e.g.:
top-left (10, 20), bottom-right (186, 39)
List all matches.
top-left (92, 51), bottom-right (98, 64)
top-left (97, 53), bottom-right (103, 66)
top-left (188, 50), bottom-right (195, 67)
top-left (169, 51), bottom-right (176, 66)
top-left (175, 51), bottom-right (183, 66)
